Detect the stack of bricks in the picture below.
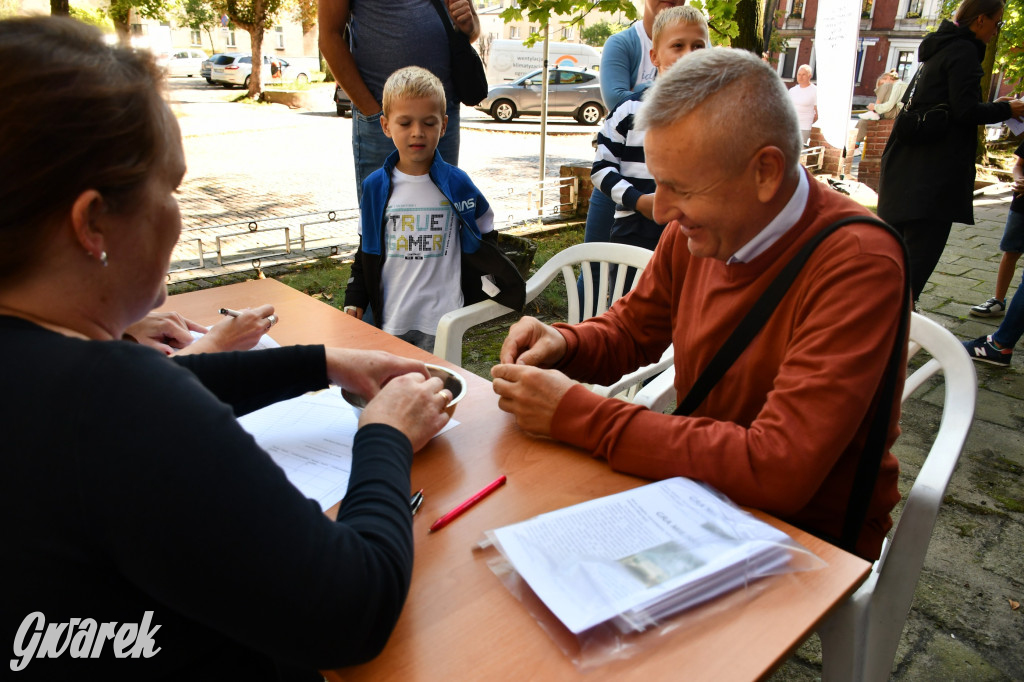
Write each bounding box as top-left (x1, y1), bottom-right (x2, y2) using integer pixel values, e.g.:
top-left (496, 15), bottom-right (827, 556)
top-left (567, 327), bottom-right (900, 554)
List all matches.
top-left (808, 127), bottom-right (858, 178)
top-left (856, 119), bottom-right (895, 192)
top-left (560, 162), bottom-right (593, 217)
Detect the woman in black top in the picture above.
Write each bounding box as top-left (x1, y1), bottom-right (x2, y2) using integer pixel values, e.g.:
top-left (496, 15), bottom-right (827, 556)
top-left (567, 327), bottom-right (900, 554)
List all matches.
top-left (877, 0), bottom-right (1024, 302)
top-left (0, 16), bottom-right (452, 681)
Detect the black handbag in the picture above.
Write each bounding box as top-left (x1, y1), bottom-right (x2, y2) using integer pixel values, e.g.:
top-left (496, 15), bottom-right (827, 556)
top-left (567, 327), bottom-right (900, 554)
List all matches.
top-left (893, 63), bottom-right (950, 145)
top-left (428, 0), bottom-right (489, 106)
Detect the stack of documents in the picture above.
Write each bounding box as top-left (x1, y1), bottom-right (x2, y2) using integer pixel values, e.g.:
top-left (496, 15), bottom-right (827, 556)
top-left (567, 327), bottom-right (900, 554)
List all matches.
top-left (488, 477), bottom-right (798, 634)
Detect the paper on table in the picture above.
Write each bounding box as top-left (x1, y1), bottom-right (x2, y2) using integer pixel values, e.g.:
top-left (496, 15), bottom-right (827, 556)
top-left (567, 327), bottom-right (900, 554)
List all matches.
top-left (238, 390), bottom-right (459, 510)
top-left (189, 329), bottom-right (280, 350)
top-left (488, 477), bottom-right (796, 634)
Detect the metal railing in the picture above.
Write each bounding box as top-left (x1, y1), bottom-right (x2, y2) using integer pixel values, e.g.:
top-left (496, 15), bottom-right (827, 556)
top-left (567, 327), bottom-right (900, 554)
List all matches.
top-left (167, 175), bottom-right (579, 283)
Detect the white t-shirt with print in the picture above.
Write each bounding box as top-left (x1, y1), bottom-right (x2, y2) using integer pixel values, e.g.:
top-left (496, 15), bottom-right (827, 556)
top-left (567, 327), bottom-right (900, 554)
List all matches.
top-left (380, 169), bottom-right (463, 337)
top-left (634, 21), bottom-right (657, 89)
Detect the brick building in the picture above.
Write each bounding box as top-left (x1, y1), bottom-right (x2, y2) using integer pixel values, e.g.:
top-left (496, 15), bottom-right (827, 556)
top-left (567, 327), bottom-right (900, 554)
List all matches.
top-left (769, 0), bottom-right (1012, 106)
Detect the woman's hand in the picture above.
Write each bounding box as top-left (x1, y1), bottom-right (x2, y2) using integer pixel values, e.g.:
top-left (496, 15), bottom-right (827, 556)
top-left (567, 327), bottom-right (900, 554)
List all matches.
top-left (124, 311), bottom-right (207, 355)
top-left (176, 305), bottom-right (276, 355)
top-left (325, 348), bottom-right (429, 400)
top-left (360, 373), bottom-right (451, 452)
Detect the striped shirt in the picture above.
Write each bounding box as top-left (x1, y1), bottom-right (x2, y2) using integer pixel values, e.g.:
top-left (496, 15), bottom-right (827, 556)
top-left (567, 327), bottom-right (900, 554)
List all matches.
top-left (591, 90), bottom-right (653, 221)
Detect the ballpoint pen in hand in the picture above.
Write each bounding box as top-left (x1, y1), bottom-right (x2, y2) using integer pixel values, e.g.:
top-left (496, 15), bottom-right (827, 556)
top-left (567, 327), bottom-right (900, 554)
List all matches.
top-left (429, 475), bottom-right (506, 533)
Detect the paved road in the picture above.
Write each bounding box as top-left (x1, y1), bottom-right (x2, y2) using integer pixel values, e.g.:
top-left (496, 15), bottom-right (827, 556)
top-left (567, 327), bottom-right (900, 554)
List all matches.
top-left (166, 78), bottom-right (1024, 681)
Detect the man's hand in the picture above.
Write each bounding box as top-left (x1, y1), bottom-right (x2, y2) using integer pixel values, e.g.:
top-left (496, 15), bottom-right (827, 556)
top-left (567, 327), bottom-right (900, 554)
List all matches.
top-left (490, 364), bottom-right (574, 437)
top-left (361, 373), bottom-right (451, 452)
top-left (498, 316), bottom-right (567, 367)
top-left (325, 348), bottom-right (429, 400)
top-left (124, 311), bottom-right (207, 355)
top-left (447, 0), bottom-right (480, 41)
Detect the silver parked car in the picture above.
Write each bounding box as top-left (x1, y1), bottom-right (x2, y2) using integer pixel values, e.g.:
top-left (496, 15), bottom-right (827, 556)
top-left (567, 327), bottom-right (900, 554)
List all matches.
top-left (164, 48), bottom-right (207, 77)
top-left (476, 66), bottom-right (604, 125)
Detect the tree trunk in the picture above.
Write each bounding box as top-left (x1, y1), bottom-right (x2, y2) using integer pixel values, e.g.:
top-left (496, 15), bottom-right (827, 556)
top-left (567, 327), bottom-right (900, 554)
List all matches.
top-left (977, 30), bottom-right (1000, 162)
top-left (248, 19), bottom-right (265, 99)
top-left (733, 0), bottom-right (766, 54)
top-left (50, 0), bottom-right (69, 15)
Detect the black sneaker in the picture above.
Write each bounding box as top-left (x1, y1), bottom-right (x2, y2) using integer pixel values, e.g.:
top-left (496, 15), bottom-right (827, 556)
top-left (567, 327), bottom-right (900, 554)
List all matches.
top-left (969, 297), bottom-right (1006, 317)
top-left (963, 335), bottom-right (1013, 367)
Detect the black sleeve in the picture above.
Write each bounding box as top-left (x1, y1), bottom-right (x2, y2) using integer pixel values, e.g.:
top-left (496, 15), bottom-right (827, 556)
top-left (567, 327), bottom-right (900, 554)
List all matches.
top-left (78, 348), bottom-right (414, 669)
top-left (944, 46), bottom-right (1013, 125)
top-left (344, 238), bottom-right (371, 310)
top-left (172, 344), bottom-right (328, 417)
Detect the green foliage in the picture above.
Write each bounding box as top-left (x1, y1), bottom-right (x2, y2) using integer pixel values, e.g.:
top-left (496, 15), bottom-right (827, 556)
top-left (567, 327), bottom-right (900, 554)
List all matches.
top-left (177, 0), bottom-right (218, 34)
top-left (500, 0), bottom-right (638, 47)
top-left (69, 4), bottom-right (114, 30)
top-left (580, 19), bottom-right (624, 47)
top-left (107, 0), bottom-right (170, 26)
top-left (939, 0), bottom-right (1024, 92)
top-left (689, 0), bottom-right (739, 46)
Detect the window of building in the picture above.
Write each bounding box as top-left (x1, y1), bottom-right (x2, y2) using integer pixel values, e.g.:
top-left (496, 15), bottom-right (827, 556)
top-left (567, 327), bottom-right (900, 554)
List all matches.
top-left (226, 30), bottom-right (237, 47)
top-left (777, 42), bottom-right (798, 80)
top-left (529, 26), bottom-right (538, 35)
top-left (130, 23), bottom-right (145, 36)
top-left (274, 26), bottom-right (285, 50)
top-left (190, 30), bottom-right (202, 46)
top-left (854, 37), bottom-right (877, 85)
top-left (895, 50), bottom-right (915, 81)
top-left (509, 26), bottom-right (520, 39)
top-left (561, 26), bottom-right (572, 40)
top-left (905, 0), bottom-right (924, 17)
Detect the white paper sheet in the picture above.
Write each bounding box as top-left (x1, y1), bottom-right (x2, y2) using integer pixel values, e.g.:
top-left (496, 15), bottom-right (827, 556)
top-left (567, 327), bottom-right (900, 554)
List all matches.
top-left (239, 390), bottom-right (459, 510)
top-left (489, 477), bottom-right (795, 634)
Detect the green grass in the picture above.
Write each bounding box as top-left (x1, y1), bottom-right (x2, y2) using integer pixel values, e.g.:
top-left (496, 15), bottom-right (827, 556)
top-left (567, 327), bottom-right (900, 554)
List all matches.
top-left (271, 225), bottom-right (587, 379)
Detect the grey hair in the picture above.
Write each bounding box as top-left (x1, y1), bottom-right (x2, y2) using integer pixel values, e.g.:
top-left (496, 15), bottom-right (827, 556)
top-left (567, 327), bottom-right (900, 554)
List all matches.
top-left (635, 47), bottom-right (803, 173)
top-left (797, 63), bottom-right (813, 76)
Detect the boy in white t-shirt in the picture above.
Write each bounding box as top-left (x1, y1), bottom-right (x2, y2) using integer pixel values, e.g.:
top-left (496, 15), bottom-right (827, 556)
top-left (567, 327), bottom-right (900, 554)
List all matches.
top-left (344, 67), bottom-right (525, 351)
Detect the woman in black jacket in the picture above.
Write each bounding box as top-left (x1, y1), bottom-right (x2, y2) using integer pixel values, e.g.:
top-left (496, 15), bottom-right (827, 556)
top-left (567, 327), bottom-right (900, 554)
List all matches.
top-left (877, 0), bottom-right (1024, 302)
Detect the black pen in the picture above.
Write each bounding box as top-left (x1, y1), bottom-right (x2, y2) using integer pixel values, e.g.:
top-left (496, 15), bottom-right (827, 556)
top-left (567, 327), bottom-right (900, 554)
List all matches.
top-left (410, 489), bottom-right (424, 516)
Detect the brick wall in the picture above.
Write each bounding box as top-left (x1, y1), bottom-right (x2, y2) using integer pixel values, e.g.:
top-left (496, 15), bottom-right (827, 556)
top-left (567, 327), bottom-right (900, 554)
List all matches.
top-left (808, 127), bottom-right (858, 178)
top-left (856, 119), bottom-right (895, 192)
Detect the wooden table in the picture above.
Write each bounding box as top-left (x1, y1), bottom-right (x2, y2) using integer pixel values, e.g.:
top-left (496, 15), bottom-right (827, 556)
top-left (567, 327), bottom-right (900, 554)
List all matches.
top-left (163, 278), bottom-right (870, 682)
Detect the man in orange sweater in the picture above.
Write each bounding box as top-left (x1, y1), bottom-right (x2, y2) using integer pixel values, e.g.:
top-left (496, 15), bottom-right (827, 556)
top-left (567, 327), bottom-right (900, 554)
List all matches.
top-left (491, 48), bottom-right (907, 561)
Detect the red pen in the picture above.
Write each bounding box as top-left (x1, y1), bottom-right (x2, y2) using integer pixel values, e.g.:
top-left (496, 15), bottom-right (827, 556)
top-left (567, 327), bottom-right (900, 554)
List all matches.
top-left (429, 475), bottom-right (507, 533)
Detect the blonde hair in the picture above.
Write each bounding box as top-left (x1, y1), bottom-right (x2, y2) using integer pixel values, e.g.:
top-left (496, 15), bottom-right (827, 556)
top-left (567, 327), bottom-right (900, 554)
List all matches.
top-left (652, 6), bottom-right (709, 47)
top-left (382, 66), bottom-right (446, 117)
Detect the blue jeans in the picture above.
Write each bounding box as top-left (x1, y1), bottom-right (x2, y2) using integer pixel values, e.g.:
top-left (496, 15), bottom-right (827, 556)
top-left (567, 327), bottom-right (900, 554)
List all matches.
top-left (352, 103), bottom-right (461, 202)
top-left (576, 188), bottom-right (616, 317)
top-left (993, 266), bottom-right (1024, 350)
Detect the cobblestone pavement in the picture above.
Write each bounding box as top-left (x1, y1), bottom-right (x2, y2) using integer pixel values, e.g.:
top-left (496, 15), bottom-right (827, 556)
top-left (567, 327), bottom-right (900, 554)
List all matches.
top-left (168, 79), bottom-right (1022, 680)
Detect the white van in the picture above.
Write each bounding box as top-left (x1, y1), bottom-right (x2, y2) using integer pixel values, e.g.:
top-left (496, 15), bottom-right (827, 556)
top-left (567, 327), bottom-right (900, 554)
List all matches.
top-left (485, 39), bottom-right (601, 84)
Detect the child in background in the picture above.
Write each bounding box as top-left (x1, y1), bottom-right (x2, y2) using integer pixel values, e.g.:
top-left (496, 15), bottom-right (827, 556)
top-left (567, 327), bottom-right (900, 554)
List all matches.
top-left (969, 141), bottom-right (1024, 319)
top-left (344, 67), bottom-right (524, 351)
top-left (590, 6), bottom-right (710, 262)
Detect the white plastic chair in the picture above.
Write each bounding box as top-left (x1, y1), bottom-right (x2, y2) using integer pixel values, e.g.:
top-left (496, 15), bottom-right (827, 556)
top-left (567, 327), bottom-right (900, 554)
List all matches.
top-left (817, 312), bottom-right (977, 682)
top-left (433, 242), bottom-right (673, 399)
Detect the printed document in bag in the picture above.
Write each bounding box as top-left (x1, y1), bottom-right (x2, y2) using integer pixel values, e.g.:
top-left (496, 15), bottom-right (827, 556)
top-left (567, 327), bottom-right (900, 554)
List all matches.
top-left (489, 477), bottom-right (795, 634)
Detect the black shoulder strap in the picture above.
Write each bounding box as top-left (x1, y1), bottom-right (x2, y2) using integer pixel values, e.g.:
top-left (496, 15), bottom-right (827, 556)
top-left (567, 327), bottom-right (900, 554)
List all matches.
top-left (427, 0), bottom-right (457, 39)
top-left (672, 214), bottom-right (910, 554)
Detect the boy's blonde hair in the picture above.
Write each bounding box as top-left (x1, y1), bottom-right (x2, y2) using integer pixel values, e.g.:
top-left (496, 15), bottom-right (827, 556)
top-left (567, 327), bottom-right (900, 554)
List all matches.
top-left (382, 66), bottom-right (446, 117)
top-left (652, 6), bottom-right (709, 46)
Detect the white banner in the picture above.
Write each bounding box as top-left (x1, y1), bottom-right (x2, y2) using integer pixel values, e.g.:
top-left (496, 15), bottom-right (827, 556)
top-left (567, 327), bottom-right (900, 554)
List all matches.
top-left (814, 0), bottom-right (861, 149)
